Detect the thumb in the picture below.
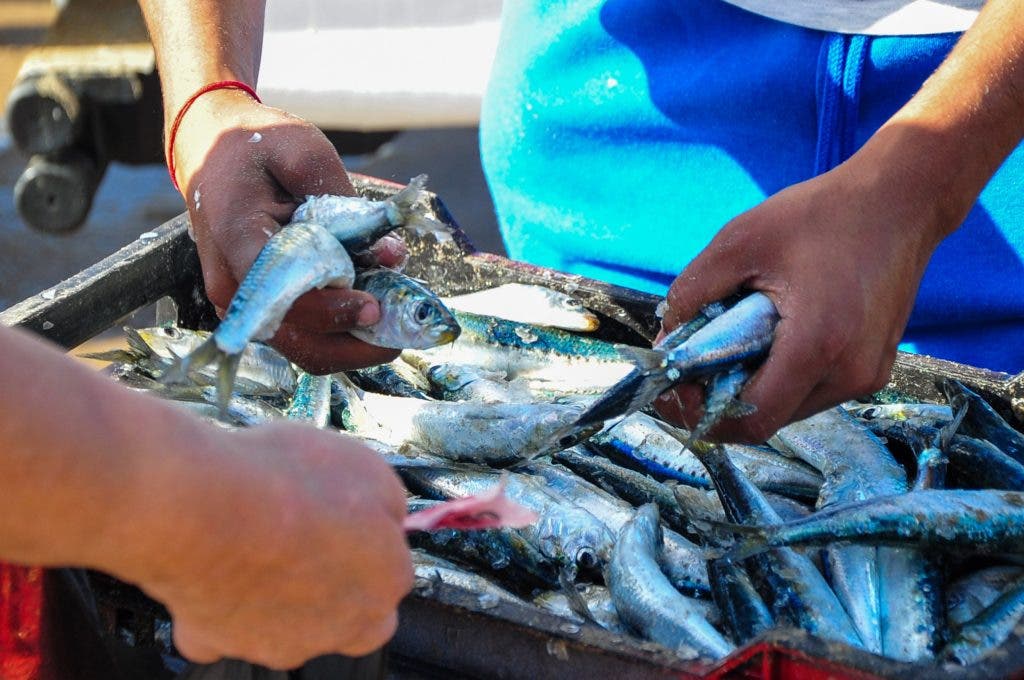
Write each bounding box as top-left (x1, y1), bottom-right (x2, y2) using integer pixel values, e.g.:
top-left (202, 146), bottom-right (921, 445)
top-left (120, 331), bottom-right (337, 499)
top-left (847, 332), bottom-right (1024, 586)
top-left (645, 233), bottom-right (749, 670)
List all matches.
top-left (661, 238), bottom-right (754, 336)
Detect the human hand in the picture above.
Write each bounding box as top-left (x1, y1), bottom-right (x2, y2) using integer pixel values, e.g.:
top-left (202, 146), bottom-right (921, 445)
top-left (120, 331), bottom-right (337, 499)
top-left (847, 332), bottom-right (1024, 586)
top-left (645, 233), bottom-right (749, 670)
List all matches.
top-left (120, 422), bottom-right (412, 669)
top-left (654, 145), bottom-right (957, 442)
top-left (169, 89), bottom-right (406, 372)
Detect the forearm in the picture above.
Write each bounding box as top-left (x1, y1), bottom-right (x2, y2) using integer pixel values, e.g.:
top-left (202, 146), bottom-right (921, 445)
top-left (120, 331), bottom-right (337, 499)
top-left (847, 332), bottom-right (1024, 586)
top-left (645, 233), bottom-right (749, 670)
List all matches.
top-left (0, 326), bottom-right (212, 573)
top-left (860, 0), bottom-right (1024, 239)
top-left (137, 0), bottom-right (268, 128)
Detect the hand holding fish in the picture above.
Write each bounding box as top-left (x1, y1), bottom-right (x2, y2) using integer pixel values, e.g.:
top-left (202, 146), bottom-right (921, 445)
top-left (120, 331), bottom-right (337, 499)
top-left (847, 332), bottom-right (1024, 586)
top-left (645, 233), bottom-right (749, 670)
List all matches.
top-left (657, 142), bottom-right (958, 443)
top-left (169, 89), bottom-right (407, 373)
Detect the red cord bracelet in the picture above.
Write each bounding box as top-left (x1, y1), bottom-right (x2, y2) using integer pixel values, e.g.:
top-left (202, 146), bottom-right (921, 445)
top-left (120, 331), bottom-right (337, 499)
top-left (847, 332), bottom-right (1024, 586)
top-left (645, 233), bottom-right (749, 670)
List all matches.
top-left (165, 79), bottom-right (261, 193)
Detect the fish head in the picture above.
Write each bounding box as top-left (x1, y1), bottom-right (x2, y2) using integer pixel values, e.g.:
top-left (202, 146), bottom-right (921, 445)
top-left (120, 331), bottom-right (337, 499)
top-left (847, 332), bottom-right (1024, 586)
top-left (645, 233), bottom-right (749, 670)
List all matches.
top-left (394, 289), bottom-right (461, 349)
top-left (558, 296), bottom-right (600, 331)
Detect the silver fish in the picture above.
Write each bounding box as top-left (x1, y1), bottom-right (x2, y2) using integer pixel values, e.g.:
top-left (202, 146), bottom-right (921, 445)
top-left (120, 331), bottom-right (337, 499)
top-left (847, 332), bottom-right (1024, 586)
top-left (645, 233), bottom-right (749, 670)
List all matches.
top-left (724, 490), bottom-right (1024, 556)
top-left (606, 504), bottom-right (734, 660)
top-left (442, 283), bottom-right (600, 332)
top-left (947, 566), bottom-right (1024, 628)
top-left (136, 326), bottom-right (296, 394)
top-left (553, 292), bottom-right (778, 446)
top-left (687, 441), bottom-right (864, 649)
top-left (533, 585), bottom-right (632, 636)
top-left (333, 375), bottom-right (584, 465)
top-left (293, 175), bottom-right (448, 251)
top-left (773, 407), bottom-right (917, 656)
top-left (402, 311), bottom-right (636, 398)
top-left (412, 550), bottom-right (526, 607)
top-left (284, 372), bottom-right (332, 427)
top-left (163, 221), bottom-right (354, 410)
top-left (398, 465), bottom-right (614, 572)
top-left (522, 457), bottom-right (712, 600)
top-left (417, 361), bottom-right (535, 404)
top-left (943, 575), bottom-right (1024, 665)
top-left (591, 412), bottom-right (822, 500)
top-left (350, 269), bottom-right (460, 349)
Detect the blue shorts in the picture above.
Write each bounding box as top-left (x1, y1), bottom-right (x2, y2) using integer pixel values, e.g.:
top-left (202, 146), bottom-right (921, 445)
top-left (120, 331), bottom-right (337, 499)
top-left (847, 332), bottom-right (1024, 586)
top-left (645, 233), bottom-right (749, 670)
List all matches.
top-left (480, 0), bottom-right (1024, 373)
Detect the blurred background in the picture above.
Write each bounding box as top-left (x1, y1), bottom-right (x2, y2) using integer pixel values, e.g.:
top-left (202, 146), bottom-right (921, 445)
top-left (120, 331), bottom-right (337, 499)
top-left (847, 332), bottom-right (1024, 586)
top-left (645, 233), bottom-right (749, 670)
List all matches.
top-left (0, 0), bottom-right (504, 316)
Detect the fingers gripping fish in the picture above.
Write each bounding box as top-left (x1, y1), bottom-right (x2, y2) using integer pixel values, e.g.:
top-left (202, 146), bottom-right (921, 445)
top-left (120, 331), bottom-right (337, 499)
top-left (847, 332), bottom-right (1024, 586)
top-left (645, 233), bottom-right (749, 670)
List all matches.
top-left (162, 221), bottom-right (355, 411)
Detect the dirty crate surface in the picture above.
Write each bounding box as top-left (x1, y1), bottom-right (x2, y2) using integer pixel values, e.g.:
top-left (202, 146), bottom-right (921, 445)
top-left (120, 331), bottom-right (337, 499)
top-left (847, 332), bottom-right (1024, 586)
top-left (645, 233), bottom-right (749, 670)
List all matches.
top-left (4, 175), bottom-right (1024, 679)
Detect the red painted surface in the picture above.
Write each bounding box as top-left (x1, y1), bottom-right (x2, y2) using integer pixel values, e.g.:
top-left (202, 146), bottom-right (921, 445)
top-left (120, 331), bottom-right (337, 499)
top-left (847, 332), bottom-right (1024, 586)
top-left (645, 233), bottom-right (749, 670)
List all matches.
top-left (0, 563), bottom-right (43, 680)
top-left (696, 642), bottom-right (883, 680)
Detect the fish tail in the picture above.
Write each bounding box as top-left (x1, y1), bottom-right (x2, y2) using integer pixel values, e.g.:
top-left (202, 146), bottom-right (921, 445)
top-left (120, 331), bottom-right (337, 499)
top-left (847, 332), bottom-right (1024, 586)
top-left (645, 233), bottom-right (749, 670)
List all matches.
top-left (160, 336), bottom-right (219, 384)
top-left (214, 351), bottom-right (242, 416)
top-left (123, 327), bottom-right (154, 356)
top-left (388, 175), bottom-right (453, 239)
top-left (78, 348), bottom-right (139, 362)
top-left (389, 174), bottom-right (430, 221)
top-left (939, 401), bottom-right (969, 450)
top-left (693, 518), bottom-right (772, 560)
top-left (80, 326), bottom-right (151, 363)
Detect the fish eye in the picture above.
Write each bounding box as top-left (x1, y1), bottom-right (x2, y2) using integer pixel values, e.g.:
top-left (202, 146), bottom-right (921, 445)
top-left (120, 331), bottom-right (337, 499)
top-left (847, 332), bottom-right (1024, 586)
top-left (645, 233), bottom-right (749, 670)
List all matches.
top-left (565, 298), bottom-right (582, 308)
top-left (161, 327), bottom-right (178, 338)
top-left (575, 547), bottom-right (599, 570)
top-left (414, 302), bottom-right (432, 323)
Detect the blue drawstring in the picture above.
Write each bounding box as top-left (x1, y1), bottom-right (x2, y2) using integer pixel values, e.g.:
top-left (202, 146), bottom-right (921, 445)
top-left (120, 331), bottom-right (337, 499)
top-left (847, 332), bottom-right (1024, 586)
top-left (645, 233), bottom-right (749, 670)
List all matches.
top-left (815, 33), bottom-right (870, 175)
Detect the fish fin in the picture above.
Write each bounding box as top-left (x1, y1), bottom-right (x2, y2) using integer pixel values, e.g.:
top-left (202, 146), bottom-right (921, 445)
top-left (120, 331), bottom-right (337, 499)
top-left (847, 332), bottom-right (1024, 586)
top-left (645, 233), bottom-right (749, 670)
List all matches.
top-left (615, 345), bottom-right (667, 373)
top-left (215, 352), bottom-right (243, 416)
top-left (390, 174), bottom-right (429, 212)
top-left (722, 399), bottom-right (758, 419)
top-left (123, 327), bottom-right (155, 356)
top-left (78, 349), bottom-right (139, 363)
top-left (691, 399), bottom-right (758, 441)
top-left (161, 336), bottom-right (218, 383)
top-left (693, 519), bottom-right (769, 560)
top-left (388, 175), bottom-right (450, 240)
top-left (939, 401), bottom-right (969, 451)
top-left (558, 569), bottom-right (599, 626)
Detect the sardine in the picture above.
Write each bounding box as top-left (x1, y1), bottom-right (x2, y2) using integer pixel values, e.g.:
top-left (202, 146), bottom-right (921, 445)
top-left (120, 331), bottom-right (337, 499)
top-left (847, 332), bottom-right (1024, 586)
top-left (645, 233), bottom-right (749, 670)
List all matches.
top-left (554, 292), bottom-right (778, 443)
top-left (398, 465), bottom-right (615, 572)
top-left (943, 379), bottom-right (1024, 466)
top-left (533, 584), bottom-right (632, 636)
top-left (606, 504), bottom-right (734, 660)
top-left (947, 566), bottom-right (1024, 628)
top-left (689, 365), bottom-right (756, 441)
top-left (724, 490), bottom-right (1024, 556)
top-left (707, 558), bottom-right (774, 644)
top-left (521, 457), bottom-right (712, 599)
top-left (442, 283), bottom-right (600, 332)
top-left (284, 372), bottom-right (332, 427)
top-left (348, 362), bottom-right (432, 400)
top-left (163, 221), bottom-right (355, 410)
top-left (403, 310), bottom-right (636, 397)
top-left (670, 485), bottom-right (810, 524)
top-left (943, 575), bottom-right (1024, 665)
top-left (136, 326), bottom-right (296, 395)
top-left (421, 362), bottom-right (535, 404)
top-left (773, 407), bottom-right (922, 655)
top-left (333, 375), bottom-right (584, 465)
top-left (688, 441), bottom-right (864, 648)
top-left (292, 175), bottom-right (447, 251)
top-left (406, 499), bottom-right (559, 589)
top-left (590, 412), bottom-right (822, 499)
top-left (412, 550), bottom-right (526, 606)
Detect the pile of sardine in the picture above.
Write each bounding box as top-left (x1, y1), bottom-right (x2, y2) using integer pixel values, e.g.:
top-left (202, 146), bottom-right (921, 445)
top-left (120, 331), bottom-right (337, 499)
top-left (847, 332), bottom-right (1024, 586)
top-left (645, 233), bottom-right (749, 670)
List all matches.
top-left (86, 180), bottom-right (1024, 669)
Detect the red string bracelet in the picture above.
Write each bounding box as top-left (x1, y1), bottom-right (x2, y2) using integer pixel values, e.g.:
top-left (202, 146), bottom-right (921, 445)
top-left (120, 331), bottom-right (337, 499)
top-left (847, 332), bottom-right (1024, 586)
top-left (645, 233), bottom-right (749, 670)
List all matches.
top-left (165, 79), bottom-right (261, 194)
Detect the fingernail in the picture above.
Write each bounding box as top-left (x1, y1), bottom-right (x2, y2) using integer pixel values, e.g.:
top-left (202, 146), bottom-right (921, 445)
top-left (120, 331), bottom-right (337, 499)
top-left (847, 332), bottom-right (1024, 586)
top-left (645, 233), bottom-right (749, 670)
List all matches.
top-left (357, 302), bottom-right (379, 327)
